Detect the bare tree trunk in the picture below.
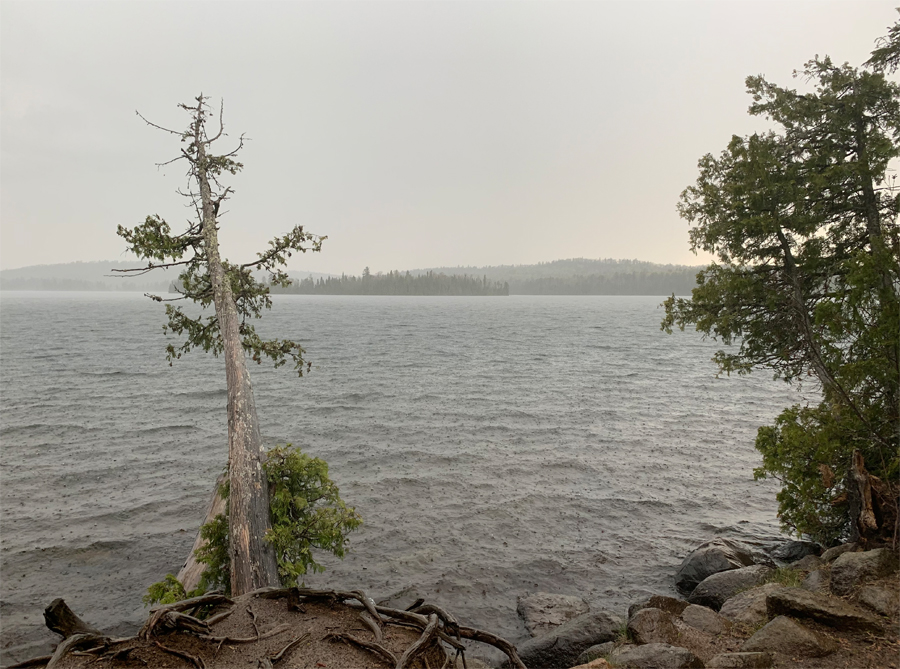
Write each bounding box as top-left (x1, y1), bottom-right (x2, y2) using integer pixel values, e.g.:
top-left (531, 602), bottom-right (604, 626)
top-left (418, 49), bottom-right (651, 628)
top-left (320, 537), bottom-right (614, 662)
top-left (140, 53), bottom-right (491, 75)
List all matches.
top-left (193, 112), bottom-right (280, 594)
top-left (177, 473), bottom-right (227, 592)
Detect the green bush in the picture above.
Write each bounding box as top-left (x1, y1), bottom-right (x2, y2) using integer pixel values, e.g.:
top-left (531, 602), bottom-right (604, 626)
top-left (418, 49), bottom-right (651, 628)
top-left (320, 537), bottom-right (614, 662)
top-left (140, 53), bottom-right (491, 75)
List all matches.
top-left (145, 445), bottom-right (361, 603)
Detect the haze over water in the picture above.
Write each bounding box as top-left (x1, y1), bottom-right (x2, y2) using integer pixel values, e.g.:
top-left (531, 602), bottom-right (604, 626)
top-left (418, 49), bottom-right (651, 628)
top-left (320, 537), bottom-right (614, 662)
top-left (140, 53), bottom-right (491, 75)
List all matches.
top-left (0, 292), bottom-right (815, 664)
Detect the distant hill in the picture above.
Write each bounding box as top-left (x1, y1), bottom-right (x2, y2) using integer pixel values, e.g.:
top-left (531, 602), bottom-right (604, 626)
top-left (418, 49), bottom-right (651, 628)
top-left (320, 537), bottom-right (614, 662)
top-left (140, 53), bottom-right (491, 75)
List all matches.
top-left (405, 258), bottom-right (703, 295)
top-left (1, 258), bottom-right (702, 295)
top-left (0, 262), bottom-right (337, 292)
top-left (0, 261), bottom-right (173, 292)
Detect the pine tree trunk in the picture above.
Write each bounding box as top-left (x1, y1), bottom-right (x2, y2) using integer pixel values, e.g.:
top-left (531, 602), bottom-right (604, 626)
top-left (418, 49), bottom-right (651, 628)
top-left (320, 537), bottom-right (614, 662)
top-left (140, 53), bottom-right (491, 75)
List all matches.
top-left (194, 119), bottom-right (280, 595)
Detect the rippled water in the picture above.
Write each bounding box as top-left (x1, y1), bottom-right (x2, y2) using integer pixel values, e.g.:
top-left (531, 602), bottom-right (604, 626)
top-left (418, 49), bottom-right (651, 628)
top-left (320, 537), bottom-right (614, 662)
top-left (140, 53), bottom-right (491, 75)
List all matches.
top-left (0, 292), bottom-right (814, 664)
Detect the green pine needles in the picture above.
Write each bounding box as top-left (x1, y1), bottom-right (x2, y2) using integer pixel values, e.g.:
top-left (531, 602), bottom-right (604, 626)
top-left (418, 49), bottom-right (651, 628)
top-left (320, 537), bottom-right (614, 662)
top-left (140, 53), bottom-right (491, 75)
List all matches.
top-left (145, 445), bottom-right (361, 604)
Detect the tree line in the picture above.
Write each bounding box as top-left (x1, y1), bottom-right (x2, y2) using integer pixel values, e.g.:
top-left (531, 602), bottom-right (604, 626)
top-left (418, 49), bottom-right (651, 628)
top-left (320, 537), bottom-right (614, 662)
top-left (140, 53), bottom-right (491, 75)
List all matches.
top-left (270, 269), bottom-right (509, 295)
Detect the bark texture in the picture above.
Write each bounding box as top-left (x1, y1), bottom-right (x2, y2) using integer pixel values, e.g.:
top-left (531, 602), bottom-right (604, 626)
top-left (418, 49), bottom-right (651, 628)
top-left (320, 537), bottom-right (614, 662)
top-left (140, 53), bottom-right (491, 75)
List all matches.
top-left (192, 108), bottom-right (280, 594)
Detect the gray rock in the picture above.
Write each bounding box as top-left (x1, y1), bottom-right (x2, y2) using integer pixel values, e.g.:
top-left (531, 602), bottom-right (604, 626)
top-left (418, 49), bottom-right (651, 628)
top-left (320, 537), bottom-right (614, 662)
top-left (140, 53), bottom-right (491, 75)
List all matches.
top-left (792, 554), bottom-right (823, 572)
top-left (820, 543), bottom-right (856, 562)
top-left (516, 610), bottom-right (620, 669)
top-left (800, 569), bottom-right (829, 593)
top-left (675, 537), bottom-right (756, 594)
top-left (681, 604), bottom-right (732, 635)
top-left (626, 608), bottom-right (679, 645)
top-left (628, 595), bottom-right (689, 620)
top-left (830, 547), bottom-right (899, 596)
top-left (742, 615), bottom-right (837, 657)
top-left (608, 643), bottom-right (703, 668)
top-left (516, 591), bottom-right (589, 638)
top-left (575, 642), bottom-right (618, 665)
top-left (771, 540), bottom-right (821, 563)
top-left (858, 584), bottom-right (900, 618)
top-left (719, 584), bottom-right (785, 626)
top-left (706, 652), bottom-right (774, 668)
top-left (688, 564), bottom-right (773, 610)
top-left (766, 587), bottom-right (883, 632)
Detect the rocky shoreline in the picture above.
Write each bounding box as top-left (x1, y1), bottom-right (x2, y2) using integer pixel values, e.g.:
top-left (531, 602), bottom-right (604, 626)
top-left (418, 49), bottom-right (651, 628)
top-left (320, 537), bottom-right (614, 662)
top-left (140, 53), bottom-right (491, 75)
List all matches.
top-left (510, 537), bottom-right (899, 668)
top-left (6, 537), bottom-right (898, 669)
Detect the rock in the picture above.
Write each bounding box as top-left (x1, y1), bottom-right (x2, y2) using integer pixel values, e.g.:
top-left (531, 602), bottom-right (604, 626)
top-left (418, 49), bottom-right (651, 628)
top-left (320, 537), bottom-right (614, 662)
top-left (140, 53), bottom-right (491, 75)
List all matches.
top-left (858, 584), bottom-right (900, 618)
top-left (792, 554), bottom-right (823, 572)
top-left (770, 540), bottom-right (821, 563)
top-left (681, 604), bottom-right (732, 635)
top-left (675, 537), bottom-right (757, 594)
top-left (575, 642), bottom-right (618, 666)
top-left (517, 591), bottom-right (590, 638)
top-left (570, 658), bottom-right (612, 669)
top-left (608, 643), bottom-right (703, 668)
top-left (626, 608), bottom-right (679, 645)
top-left (706, 652), bottom-right (774, 668)
top-left (766, 587), bottom-right (883, 632)
top-left (516, 610), bottom-right (620, 669)
top-left (719, 584), bottom-right (786, 627)
top-left (741, 615), bottom-right (837, 657)
top-left (820, 543), bottom-right (856, 562)
top-left (830, 547), bottom-right (899, 596)
top-left (627, 595), bottom-right (689, 620)
top-left (688, 565), bottom-right (773, 610)
top-left (800, 569), bottom-right (829, 593)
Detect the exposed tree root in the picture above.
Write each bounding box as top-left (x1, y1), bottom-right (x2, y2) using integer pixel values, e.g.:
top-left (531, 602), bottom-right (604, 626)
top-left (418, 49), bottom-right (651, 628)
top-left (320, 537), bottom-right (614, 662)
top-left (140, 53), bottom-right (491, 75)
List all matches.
top-left (29, 589), bottom-right (524, 669)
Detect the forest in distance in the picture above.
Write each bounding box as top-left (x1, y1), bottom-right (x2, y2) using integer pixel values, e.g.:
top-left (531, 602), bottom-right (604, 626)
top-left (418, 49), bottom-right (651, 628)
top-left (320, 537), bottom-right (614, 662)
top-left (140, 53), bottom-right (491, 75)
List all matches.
top-left (0, 257), bottom-right (701, 296)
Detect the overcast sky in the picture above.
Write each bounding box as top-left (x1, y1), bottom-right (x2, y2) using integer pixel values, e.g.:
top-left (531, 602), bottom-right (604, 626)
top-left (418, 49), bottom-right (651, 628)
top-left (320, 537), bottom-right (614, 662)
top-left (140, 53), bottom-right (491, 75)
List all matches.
top-left (1, 1), bottom-right (896, 275)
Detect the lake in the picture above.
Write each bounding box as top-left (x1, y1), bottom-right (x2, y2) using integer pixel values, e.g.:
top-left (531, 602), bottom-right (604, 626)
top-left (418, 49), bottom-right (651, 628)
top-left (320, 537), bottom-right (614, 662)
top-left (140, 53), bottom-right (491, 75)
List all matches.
top-left (0, 292), bottom-right (815, 664)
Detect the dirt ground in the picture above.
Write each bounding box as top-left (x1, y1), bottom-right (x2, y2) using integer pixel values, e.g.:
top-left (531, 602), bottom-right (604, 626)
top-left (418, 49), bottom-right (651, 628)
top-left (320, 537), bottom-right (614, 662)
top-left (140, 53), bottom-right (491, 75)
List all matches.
top-left (14, 591), bottom-right (479, 669)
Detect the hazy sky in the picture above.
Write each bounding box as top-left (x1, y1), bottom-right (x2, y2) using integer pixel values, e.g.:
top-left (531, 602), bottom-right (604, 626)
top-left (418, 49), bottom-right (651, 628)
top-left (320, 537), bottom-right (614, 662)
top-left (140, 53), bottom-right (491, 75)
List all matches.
top-left (1, 1), bottom-right (896, 275)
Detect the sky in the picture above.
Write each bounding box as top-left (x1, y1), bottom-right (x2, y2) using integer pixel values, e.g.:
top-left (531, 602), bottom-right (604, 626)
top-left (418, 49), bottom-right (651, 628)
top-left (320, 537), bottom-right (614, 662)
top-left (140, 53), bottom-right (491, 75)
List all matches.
top-left (1, 1), bottom-right (896, 275)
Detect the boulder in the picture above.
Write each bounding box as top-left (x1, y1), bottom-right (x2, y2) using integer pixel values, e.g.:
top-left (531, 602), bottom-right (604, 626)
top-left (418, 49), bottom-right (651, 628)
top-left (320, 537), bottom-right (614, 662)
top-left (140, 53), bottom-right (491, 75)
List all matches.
top-left (741, 615), bottom-right (837, 657)
top-left (575, 642), bottom-right (618, 666)
top-left (516, 610), bottom-right (620, 669)
top-left (575, 642), bottom-right (617, 666)
top-left (675, 537), bottom-right (756, 594)
top-left (516, 591), bottom-right (589, 638)
top-left (858, 584), bottom-right (900, 618)
top-left (719, 584), bottom-right (785, 627)
top-left (800, 569), bottom-right (829, 593)
top-left (626, 608), bottom-right (679, 645)
top-left (706, 652), bottom-right (774, 668)
top-left (766, 587), bottom-right (883, 632)
top-left (628, 595), bottom-right (689, 620)
top-left (830, 548), bottom-right (899, 596)
top-left (688, 565), bottom-right (773, 610)
top-left (608, 643), bottom-right (703, 668)
top-left (569, 659), bottom-right (612, 669)
top-left (681, 604), bottom-right (732, 635)
top-left (820, 543), bottom-right (856, 562)
top-left (770, 540), bottom-right (821, 563)
top-left (791, 554), bottom-right (823, 572)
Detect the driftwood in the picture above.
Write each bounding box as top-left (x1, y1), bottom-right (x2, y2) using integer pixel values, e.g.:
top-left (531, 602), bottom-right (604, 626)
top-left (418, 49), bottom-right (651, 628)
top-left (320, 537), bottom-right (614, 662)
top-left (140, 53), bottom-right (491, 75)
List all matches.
top-left (43, 599), bottom-right (103, 639)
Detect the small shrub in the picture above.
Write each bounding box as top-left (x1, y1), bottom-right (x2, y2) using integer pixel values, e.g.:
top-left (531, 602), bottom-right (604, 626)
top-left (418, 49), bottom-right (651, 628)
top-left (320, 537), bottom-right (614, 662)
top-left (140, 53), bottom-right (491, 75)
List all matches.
top-left (145, 445), bottom-right (361, 603)
top-left (264, 444), bottom-right (362, 586)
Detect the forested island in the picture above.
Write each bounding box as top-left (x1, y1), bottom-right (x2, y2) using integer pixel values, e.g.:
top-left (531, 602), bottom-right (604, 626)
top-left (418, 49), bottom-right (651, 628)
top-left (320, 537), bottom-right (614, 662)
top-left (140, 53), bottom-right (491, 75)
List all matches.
top-left (271, 269), bottom-right (510, 295)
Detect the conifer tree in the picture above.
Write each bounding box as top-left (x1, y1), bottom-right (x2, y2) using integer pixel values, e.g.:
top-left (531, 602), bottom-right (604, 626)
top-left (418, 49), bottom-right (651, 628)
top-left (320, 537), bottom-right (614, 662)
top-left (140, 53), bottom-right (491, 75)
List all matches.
top-left (117, 96), bottom-right (323, 594)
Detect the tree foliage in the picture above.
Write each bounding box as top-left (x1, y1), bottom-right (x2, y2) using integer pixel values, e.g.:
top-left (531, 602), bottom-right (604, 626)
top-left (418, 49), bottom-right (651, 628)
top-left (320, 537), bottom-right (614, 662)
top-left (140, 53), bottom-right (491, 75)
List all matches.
top-left (117, 101), bottom-right (324, 374)
top-left (663, 25), bottom-right (900, 544)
